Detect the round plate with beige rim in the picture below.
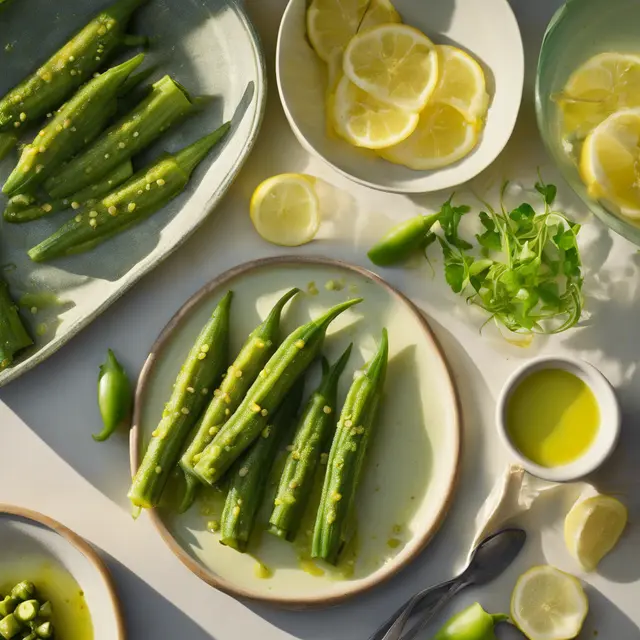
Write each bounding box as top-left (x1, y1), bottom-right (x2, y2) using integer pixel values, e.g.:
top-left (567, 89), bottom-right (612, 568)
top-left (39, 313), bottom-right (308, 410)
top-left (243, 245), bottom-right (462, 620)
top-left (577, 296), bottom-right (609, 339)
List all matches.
top-left (0, 505), bottom-right (125, 639)
top-left (130, 256), bottom-right (461, 607)
top-left (276, 0), bottom-right (524, 193)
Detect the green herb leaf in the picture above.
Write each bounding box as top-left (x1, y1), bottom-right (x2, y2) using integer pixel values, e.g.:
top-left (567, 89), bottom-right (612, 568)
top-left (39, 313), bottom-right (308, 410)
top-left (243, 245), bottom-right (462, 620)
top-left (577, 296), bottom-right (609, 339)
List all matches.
top-left (535, 180), bottom-right (557, 205)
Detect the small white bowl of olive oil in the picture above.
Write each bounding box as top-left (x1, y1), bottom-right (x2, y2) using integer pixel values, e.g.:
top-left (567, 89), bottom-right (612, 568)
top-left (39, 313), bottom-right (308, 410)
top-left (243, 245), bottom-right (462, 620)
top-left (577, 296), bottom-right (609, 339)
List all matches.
top-left (496, 357), bottom-right (621, 482)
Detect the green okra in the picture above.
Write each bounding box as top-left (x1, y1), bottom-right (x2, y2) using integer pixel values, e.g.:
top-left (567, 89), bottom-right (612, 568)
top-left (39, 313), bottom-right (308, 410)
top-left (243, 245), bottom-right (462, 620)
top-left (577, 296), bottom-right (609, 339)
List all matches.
top-left (194, 298), bottom-right (363, 486)
top-left (178, 287), bottom-right (300, 513)
top-left (220, 378), bottom-right (304, 552)
top-left (312, 329), bottom-right (388, 565)
top-left (0, 134), bottom-right (16, 162)
top-left (0, 278), bottom-right (33, 371)
top-left (35, 603), bottom-right (50, 620)
top-left (9, 583), bottom-right (34, 603)
top-left (13, 602), bottom-right (37, 624)
top-left (4, 161), bottom-right (133, 223)
top-left (0, 613), bottom-right (21, 639)
top-left (0, 598), bottom-right (16, 618)
top-left (128, 291), bottom-right (232, 510)
top-left (0, 0), bottom-right (147, 132)
top-left (269, 344), bottom-right (353, 542)
top-left (3, 54), bottom-right (145, 197)
top-left (28, 123), bottom-right (230, 262)
top-left (45, 75), bottom-right (196, 199)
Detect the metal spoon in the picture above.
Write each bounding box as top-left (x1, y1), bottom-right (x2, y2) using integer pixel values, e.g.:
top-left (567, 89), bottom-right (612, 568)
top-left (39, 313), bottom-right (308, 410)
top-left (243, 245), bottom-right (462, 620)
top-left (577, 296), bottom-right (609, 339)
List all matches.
top-left (369, 528), bottom-right (527, 640)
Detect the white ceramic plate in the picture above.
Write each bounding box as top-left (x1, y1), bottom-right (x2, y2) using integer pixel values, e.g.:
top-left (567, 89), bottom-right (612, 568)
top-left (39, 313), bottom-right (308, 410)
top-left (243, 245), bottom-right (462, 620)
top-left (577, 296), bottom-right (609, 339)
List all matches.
top-left (0, 0), bottom-right (266, 387)
top-left (0, 505), bottom-right (125, 639)
top-left (131, 256), bottom-right (461, 607)
top-left (276, 0), bottom-right (524, 193)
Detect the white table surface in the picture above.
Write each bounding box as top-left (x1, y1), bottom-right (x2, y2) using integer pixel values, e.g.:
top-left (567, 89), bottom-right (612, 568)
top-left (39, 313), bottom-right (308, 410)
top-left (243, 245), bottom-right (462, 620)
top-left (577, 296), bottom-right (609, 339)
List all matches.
top-left (1, 0), bottom-right (639, 638)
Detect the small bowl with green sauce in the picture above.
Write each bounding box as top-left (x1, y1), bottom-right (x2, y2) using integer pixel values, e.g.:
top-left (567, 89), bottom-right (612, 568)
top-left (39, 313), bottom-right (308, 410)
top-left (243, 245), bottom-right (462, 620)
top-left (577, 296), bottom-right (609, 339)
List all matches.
top-left (496, 357), bottom-right (620, 482)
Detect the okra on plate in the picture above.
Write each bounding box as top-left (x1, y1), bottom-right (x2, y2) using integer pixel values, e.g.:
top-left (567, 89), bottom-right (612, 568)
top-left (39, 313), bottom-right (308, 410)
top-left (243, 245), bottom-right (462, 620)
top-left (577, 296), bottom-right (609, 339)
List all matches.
top-left (178, 287), bottom-right (300, 513)
top-left (269, 344), bottom-right (353, 542)
top-left (312, 329), bottom-right (388, 565)
top-left (28, 123), bottom-right (230, 262)
top-left (194, 298), bottom-right (363, 487)
top-left (220, 378), bottom-right (305, 552)
top-left (0, 277), bottom-right (33, 371)
top-left (0, 0), bottom-right (147, 132)
top-left (128, 292), bottom-right (232, 511)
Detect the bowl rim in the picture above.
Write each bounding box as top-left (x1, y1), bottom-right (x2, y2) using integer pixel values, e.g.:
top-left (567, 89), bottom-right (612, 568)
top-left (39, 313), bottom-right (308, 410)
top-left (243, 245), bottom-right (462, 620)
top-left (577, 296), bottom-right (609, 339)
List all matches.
top-left (275, 0), bottom-right (525, 194)
top-left (129, 255), bottom-right (463, 609)
top-left (495, 355), bottom-right (621, 482)
top-left (0, 504), bottom-right (126, 640)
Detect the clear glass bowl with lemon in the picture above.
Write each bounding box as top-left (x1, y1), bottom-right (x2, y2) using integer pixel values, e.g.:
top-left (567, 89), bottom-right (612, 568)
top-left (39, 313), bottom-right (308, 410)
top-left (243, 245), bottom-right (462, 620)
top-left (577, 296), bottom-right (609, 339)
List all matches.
top-left (536, 0), bottom-right (640, 245)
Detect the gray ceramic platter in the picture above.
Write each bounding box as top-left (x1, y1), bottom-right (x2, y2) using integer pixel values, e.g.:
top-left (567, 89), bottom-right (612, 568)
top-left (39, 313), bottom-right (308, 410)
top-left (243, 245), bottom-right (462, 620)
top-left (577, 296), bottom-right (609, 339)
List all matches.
top-left (0, 0), bottom-right (266, 386)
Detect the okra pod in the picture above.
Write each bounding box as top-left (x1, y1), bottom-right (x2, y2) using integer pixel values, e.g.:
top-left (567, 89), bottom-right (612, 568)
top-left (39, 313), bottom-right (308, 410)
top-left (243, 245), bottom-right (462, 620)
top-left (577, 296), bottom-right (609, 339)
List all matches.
top-left (4, 161), bottom-right (133, 223)
top-left (221, 379), bottom-right (304, 551)
top-left (128, 291), bottom-right (232, 510)
top-left (0, 613), bottom-right (21, 639)
top-left (28, 123), bottom-right (230, 262)
top-left (0, 277), bottom-right (33, 371)
top-left (3, 54), bottom-right (145, 197)
top-left (178, 287), bottom-right (300, 513)
top-left (269, 344), bottom-right (353, 542)
top-left (194, 298), bottom-right (363, 486)
top-left (0, 134), bottom-right (16, 162)
top-left (45, 75), bottom-right (196, 199)
top-left (0, 0), bottom-right (147, 132)
top-left (312, 329), bottom-right (388, 565)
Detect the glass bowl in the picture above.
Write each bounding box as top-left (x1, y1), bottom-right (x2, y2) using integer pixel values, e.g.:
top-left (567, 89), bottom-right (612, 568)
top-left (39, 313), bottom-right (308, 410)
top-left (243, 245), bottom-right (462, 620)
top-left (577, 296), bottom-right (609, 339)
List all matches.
top-left (535, 0), bottom-right (640, 245)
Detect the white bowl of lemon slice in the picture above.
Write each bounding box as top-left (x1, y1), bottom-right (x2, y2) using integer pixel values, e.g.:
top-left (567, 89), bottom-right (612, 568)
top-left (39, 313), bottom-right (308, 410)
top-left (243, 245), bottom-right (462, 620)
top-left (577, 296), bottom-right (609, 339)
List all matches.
top-left (276, 0), bottom-right (524, 193)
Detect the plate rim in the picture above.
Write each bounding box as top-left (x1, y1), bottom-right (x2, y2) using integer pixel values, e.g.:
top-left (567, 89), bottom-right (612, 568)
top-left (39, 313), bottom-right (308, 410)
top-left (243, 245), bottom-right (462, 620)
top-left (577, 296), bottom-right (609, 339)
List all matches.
top-left (0, 503), bottom-right (126, 639)
top-left (129, 255), bottom-right (463, 608)
top-left (0, 0), bottom-right (268, 389)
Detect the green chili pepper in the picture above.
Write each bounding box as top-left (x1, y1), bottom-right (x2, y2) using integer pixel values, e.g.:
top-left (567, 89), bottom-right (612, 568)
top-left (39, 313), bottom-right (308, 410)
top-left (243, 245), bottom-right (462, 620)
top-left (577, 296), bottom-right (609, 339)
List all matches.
top-left (367, 213), bottom-right (439, 266)
top-left (94, 349), bottom-right (132, 442)
top-left (432, 603), bottom-right (508, 640)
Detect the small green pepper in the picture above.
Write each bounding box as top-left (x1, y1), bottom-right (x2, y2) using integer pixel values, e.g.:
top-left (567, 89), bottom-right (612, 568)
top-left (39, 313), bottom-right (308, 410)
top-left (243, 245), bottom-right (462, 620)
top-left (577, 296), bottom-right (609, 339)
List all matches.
top-left (432, 603), bottom-right (508, 640)
top-left (94, 349), bottom-right (132, 442)
top-left (368, 212), bottom-right (439, 266)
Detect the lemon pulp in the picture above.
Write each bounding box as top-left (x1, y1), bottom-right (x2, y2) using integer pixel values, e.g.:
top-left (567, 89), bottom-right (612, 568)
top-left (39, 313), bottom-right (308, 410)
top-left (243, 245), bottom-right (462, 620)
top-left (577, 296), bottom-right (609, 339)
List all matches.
top-left (506, 369), bottom-right (599, 468)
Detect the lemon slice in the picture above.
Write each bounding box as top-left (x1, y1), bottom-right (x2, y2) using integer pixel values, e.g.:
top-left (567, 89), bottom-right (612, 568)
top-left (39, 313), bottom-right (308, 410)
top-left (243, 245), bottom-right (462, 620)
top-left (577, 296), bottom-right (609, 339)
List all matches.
top-left (580, 107), bottom-right (640, 218)
top-left (379, 103), bottom-right (479, 169)
top-left (307, 0), bottom-right (401, 64)
top-left (432, 45), bottom-right (489, 119)
top-left (564, 494), bottom-right (628, 571)
top-left (250, 174), bottom-right (320, 246)
top-left (330, 74), bottom-right (419, 148)
top-left (559, 52), bottom-right (640, 139)
top-left (343, 24), bottom-right (439, 112)
top-left (511, 566), bottom-right (589, 640)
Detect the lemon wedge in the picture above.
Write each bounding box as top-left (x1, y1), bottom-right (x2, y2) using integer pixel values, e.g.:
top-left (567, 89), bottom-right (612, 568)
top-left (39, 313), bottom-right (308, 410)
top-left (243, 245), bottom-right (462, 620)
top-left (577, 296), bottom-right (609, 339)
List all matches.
top-left (343, 24), bottom-right (439, 112)
top-left (564, 494), bottom-right (627, 571)
top-left (559, 52), bottom-right (640, 139)
top-left (379, 102), bottom-right (479, 169)
top-left (307, 0), bottom-right (401, 64)
top-left (580, 107), bottom-right (640, 218)
top-left (511, 566), bottom-right (589, 640)
top-left (250, 174), bottom-right (320, 246)
top-left (432, 45), bottom-right (489, 119)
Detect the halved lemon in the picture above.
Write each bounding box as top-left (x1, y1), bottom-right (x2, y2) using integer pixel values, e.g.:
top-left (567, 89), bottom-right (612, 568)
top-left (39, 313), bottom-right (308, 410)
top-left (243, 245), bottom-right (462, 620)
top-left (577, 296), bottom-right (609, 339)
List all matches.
top-left (307, 0), bottom-right (401, 64)
top-left (250, 174), bottom-right (320, 246)
top-left (432, 45), bottom-right (489, 119)
top-left (580, 107), bottom-right (640, 218)
top-left (559, 52), bottom-right (640, 139)
top-left (330, 74), bottom-right (419, 148)
top-left (343, 24), bottom-right (439, 112)
top-left (379, 102), bottom-right (479, 169)
top-left (511, 565), bottom-right (589, 640)
top-left (564, 494), bottom-right (628, 571)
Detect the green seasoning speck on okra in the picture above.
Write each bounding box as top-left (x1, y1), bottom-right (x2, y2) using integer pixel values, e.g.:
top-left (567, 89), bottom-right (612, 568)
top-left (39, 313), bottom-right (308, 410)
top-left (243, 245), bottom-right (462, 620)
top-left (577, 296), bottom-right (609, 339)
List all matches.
top-left (0, 0), bottom-right (147, 132)
top-left (269, 344), bottom-right (353, 542)
top-left (0, 277), bottom-right (32, 371)
top-left (312, 329), bottom-right (388, 565)
top-left (194, 298), bottom-right (363, 487)
top-left (220, 379), bottom-right (304, 552)
top-left (28, 123), bottom-right (230, 262)
top-left (2, 54), bottom-right (145, 197)
top-left (178, 287), bottom-right (300, 513)
top-left (128, 291), bottom-right (232, 510)
top-left (45, 75), bottom-right (196, 199)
